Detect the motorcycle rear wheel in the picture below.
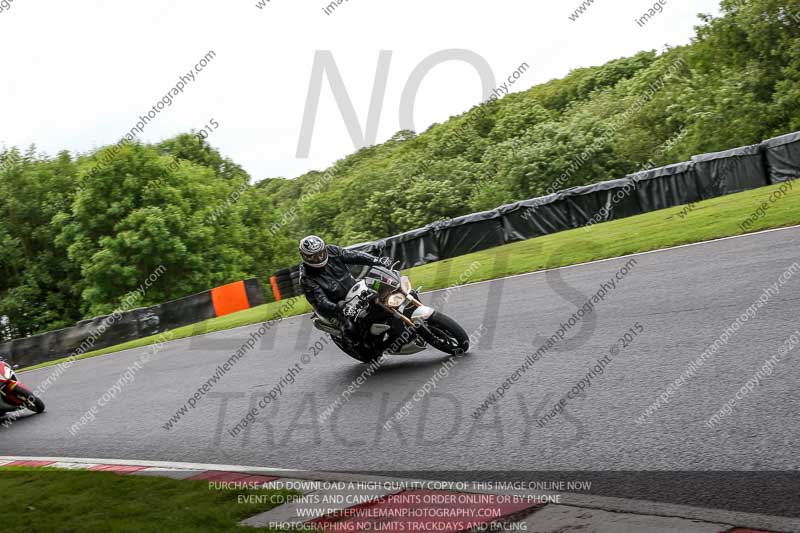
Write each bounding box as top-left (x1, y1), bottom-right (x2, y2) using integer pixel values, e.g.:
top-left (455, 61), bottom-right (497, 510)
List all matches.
top-left (416, 311), bottom-right (470, 356)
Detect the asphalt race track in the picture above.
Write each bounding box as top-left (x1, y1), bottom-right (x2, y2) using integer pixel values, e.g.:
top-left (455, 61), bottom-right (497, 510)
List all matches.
top-left (3, 227), bottom-right (800, 517)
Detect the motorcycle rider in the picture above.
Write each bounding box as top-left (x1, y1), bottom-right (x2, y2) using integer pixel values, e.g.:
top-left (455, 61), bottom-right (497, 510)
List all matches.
top-left (299, 235), bottom-right (393, 343)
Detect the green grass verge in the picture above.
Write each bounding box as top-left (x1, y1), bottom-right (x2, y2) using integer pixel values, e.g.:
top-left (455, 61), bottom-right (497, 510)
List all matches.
top-left (22, 181), bottom-right (799, 373)
top-left (0, 466), bottom-right (300, 532)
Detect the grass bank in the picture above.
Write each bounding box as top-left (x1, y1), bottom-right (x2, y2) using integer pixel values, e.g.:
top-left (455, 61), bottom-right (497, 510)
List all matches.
top-left (22, 181), bottom-right (799, 372)
top-left (0, 466), bottom-right (297, 532)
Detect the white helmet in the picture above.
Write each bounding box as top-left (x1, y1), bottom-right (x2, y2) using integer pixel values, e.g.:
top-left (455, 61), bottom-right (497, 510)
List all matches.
top-left (299, 235), bottom-right (328, 268)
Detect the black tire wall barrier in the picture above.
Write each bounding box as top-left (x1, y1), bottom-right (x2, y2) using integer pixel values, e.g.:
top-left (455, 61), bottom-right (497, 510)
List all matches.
top-left (762, 131), bottom-right (800, 184)
top-left (692, 144), bottom-right (768, 200)
top-left (1, 278), bottom-right (265, 369)
top-left (633, 162), bottom-right (700, 213)
top-left (272, 130), bottom-right (800, 300)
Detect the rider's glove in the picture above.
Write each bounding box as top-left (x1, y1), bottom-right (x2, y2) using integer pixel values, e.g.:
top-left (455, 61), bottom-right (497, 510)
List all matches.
top-left (377, 256), bottom-right (394, 268)
top-left (342, 304), bottom-right (359, 319)
top-left (336, 300), bottom-right (358, 319)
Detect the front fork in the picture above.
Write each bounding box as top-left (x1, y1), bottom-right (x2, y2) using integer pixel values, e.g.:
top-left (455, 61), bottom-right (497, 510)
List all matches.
top-left (0, 381), bottom-right (23, 408)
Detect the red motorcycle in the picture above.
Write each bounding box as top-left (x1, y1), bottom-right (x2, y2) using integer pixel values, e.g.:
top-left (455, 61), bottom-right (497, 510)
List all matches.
top-left (0, 358), bottom-right (45, 418)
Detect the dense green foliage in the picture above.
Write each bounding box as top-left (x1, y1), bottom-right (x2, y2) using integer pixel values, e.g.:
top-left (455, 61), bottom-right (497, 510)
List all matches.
top-left (0, 137), bottom-right (292, 339)
top-left (1, 0), bottom-right (798, 339)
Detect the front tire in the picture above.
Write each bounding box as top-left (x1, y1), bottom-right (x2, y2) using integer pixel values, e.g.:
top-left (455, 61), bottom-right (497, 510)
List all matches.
top-left (14, 385), bottom-right (45, 414)
top-left (416, 312), bottom-right (470, 356)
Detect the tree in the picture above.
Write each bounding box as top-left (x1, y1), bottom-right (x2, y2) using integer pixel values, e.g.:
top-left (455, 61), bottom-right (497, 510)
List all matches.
top-left (55, 143), bottom-right (250, 316)
top-left (0, 148), bottom-right (82, 338)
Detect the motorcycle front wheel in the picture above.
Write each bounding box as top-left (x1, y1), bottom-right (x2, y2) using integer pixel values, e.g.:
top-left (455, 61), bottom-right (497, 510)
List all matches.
top-left (13, 385), bottom-right (45, 414)
top-left (416, 311), bottom-right (470, 356)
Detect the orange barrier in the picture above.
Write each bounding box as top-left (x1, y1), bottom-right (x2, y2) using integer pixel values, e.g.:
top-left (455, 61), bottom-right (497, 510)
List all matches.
top-left (269, 276), bottom-right (282, 301)
top-left (210, 281), bottom-right (250, 317)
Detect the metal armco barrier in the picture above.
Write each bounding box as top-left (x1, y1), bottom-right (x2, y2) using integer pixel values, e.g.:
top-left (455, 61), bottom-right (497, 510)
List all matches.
top-left (271, 130), bottom-right (800, 301)
top-left (0, 279), bottom-right (266, 368)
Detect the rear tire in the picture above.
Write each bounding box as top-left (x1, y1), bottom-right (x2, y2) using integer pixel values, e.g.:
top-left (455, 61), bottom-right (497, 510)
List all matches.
top-left (416, 312), bottom-right (470, 356)
top-left (14, 385), bottom-right (45, 414)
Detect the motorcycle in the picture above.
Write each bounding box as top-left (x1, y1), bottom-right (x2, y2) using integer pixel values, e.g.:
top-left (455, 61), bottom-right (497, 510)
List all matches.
top-left (311, 264), bottom-right (470, 363)
top-left (0, 358), bottom-right (45, 418)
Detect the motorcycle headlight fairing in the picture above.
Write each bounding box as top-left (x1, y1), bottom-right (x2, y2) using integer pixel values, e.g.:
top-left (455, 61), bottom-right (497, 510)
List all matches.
top-left (386, 293), bottom-right (406, 308)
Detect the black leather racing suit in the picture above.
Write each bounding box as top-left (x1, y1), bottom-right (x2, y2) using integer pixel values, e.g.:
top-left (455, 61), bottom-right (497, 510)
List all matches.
top-left (300, 245), bottom-right (384, 329)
